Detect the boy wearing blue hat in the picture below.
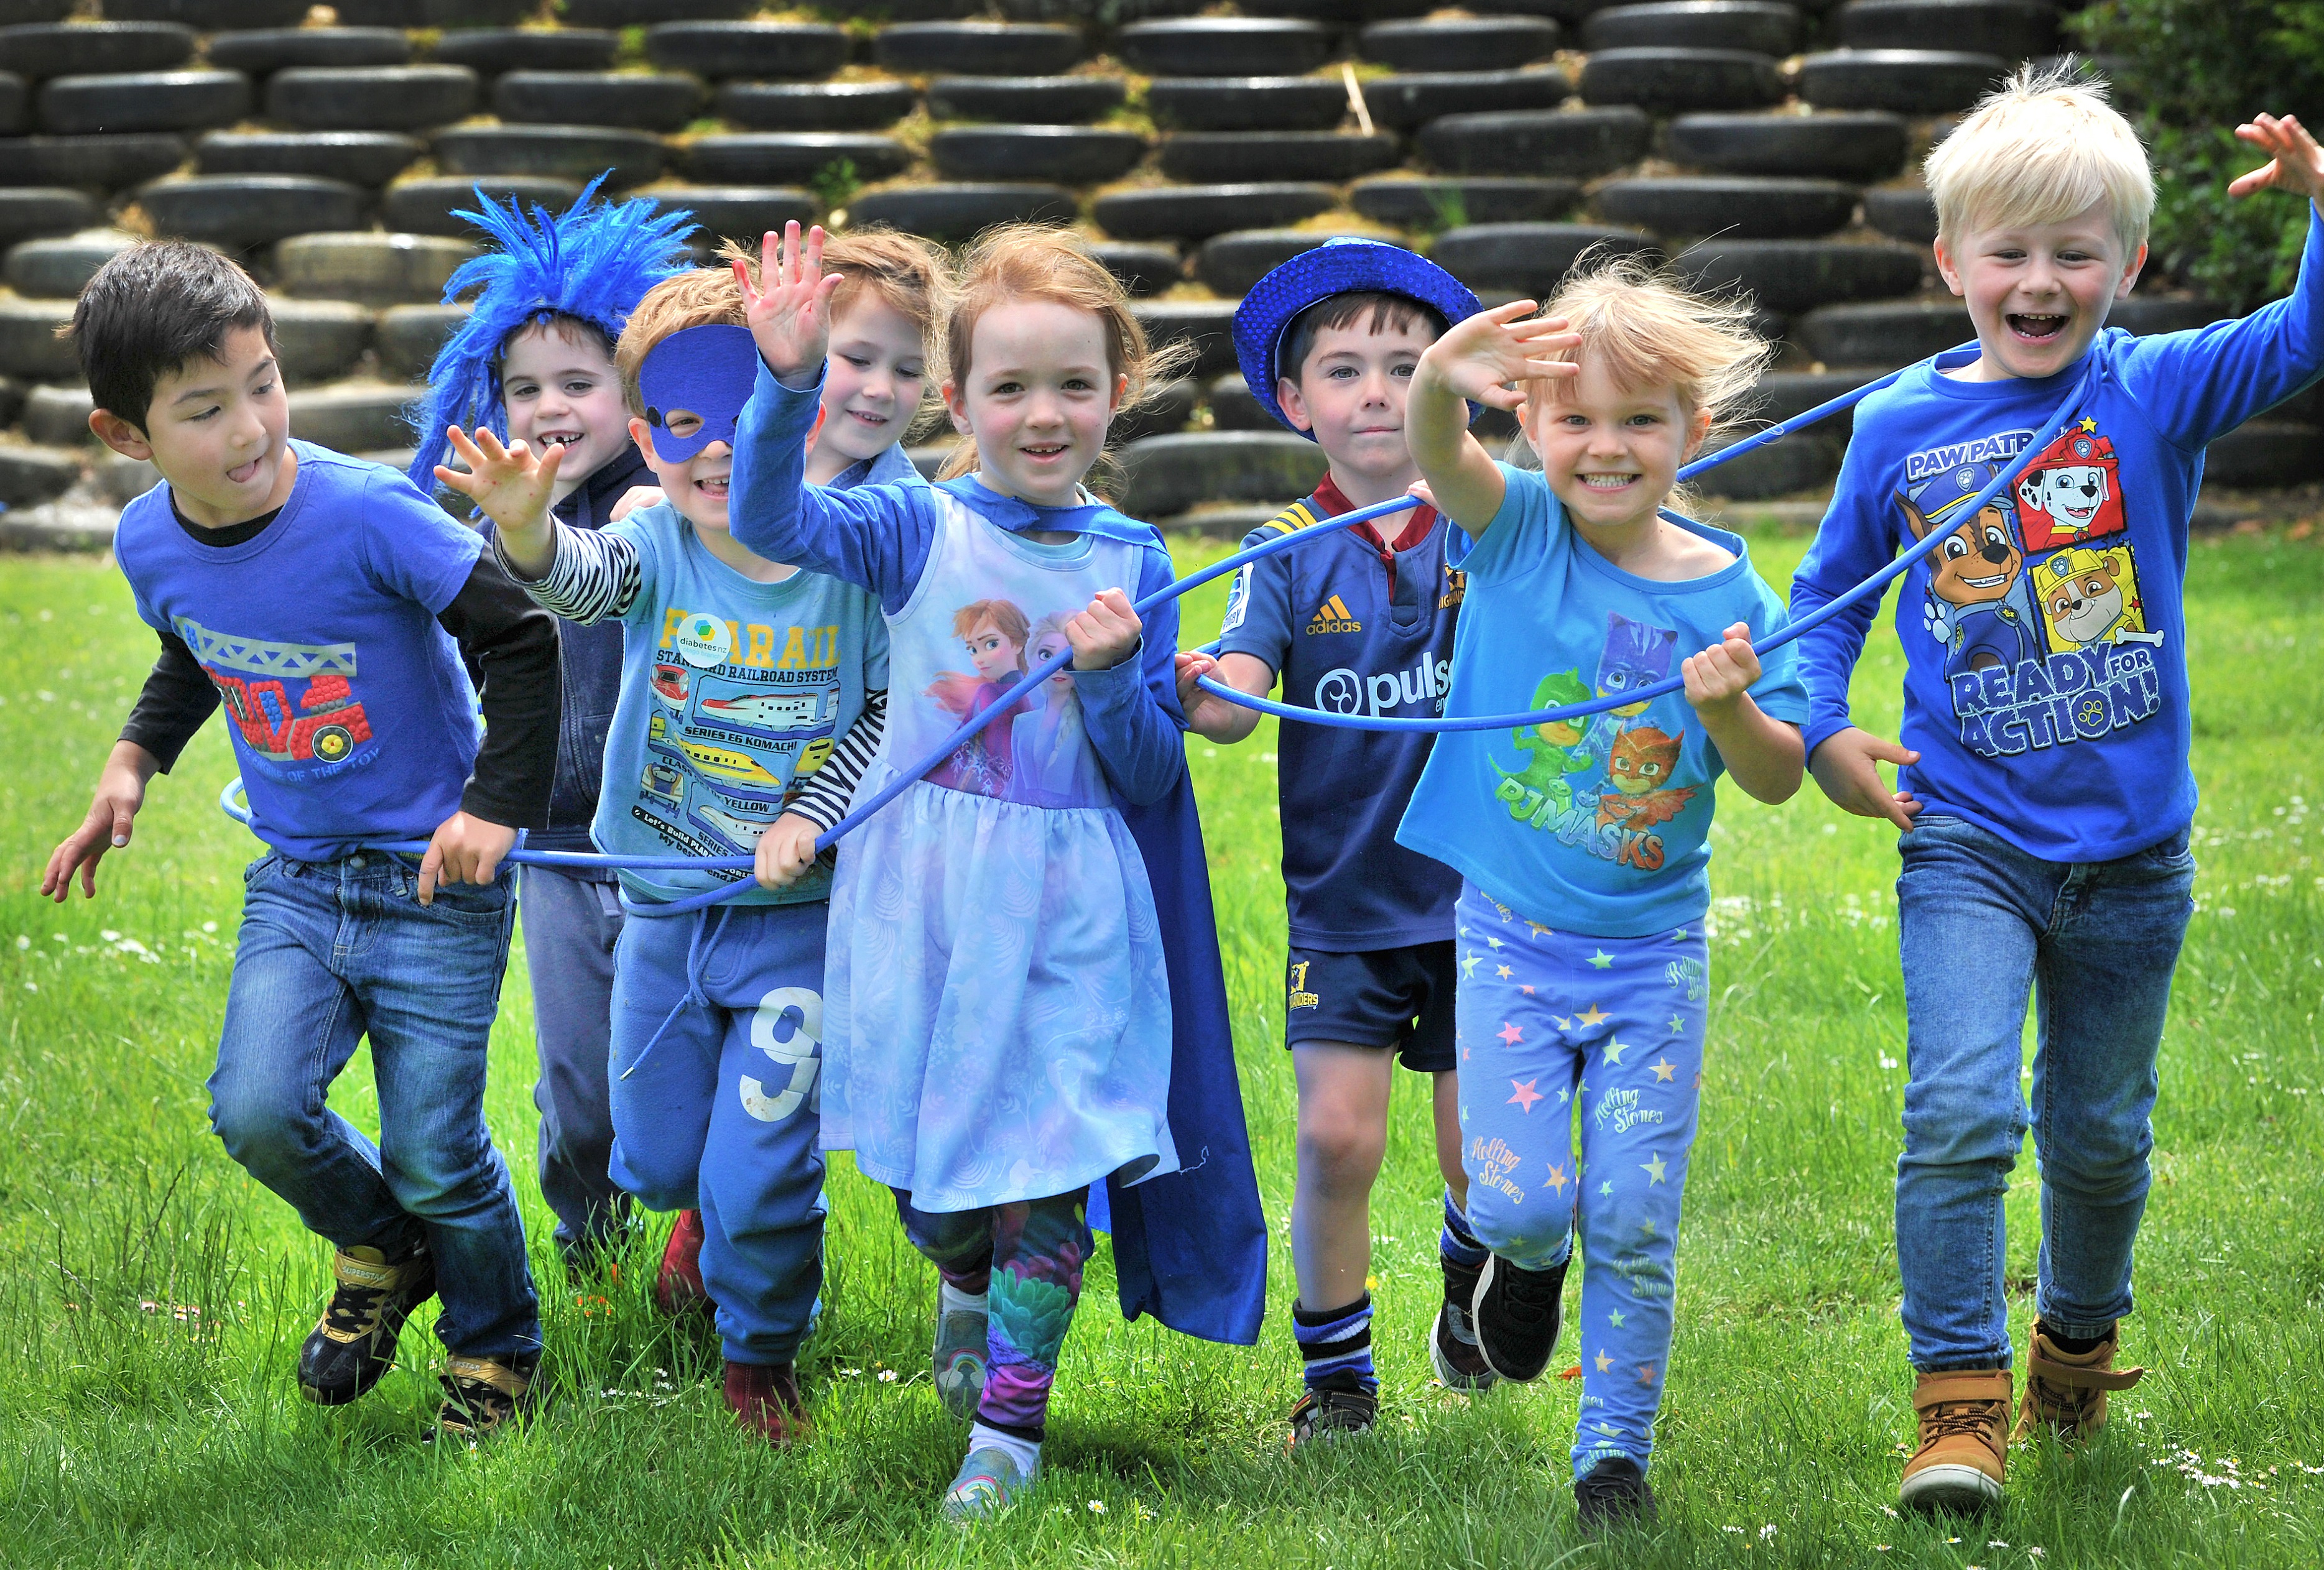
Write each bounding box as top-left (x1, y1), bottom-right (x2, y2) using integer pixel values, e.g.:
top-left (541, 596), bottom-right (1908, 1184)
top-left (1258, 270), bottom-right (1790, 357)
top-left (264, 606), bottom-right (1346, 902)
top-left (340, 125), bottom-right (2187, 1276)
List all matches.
top-left (439, 261), bottom-right (892, 1446)
top-left (1177, 239), bottom-right (1491, 1443)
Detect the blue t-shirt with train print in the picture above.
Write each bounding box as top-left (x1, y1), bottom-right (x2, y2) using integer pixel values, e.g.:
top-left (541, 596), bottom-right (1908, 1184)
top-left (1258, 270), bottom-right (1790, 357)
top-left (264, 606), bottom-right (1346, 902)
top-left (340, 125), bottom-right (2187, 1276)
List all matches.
top-left (1397, 465), bottom-right (1810, 939)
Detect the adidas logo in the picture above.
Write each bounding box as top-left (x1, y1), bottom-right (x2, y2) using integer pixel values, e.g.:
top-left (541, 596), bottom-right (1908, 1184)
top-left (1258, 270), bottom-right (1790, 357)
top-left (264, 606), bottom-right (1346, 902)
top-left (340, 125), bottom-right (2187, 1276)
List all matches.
top-left (1305, 595), bottom-right (1361, 634)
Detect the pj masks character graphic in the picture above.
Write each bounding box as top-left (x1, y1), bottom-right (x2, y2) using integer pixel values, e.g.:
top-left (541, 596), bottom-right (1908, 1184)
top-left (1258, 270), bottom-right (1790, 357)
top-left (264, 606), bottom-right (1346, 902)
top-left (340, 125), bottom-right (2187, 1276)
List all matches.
top-left (1493, 668), bottom-right (1598, 822)
top-left (1899, 462), bottom-right (2044, 679)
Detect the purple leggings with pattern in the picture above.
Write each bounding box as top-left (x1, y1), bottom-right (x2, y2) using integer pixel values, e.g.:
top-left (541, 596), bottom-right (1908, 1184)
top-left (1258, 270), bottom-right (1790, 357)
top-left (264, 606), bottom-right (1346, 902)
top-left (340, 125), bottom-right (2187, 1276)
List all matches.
top-left (893, 1186), bottom-right (1091, 1439)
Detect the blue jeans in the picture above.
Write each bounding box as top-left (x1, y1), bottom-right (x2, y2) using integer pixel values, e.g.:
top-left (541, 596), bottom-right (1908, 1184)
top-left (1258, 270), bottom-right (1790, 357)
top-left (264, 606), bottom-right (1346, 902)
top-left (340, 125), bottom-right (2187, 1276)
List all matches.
top-left (208, 851), bottom-right (539, 1360)
top-left (1894, 815), bottom-right (2195, 1371)
top-left (608, 901), bottom-right (828, 1366)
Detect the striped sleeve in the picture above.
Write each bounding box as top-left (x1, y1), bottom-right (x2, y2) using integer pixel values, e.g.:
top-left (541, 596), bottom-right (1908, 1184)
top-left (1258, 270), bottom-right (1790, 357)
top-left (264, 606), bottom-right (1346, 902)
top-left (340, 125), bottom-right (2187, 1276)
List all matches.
top-left (496, 521), bottom-right (642, 624)
top-left (786, 688), bottom-right (888, 838)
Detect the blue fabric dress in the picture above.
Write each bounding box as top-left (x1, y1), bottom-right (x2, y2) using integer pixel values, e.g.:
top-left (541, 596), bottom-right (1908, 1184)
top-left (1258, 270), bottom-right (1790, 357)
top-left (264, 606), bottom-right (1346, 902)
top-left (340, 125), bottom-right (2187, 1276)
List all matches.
top-left (729, 363), bottom-right (1267, 1344)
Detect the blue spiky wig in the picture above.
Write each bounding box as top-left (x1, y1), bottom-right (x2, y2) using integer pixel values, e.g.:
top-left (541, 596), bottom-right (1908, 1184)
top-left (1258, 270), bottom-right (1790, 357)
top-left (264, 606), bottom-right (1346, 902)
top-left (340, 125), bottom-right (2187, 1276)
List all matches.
top-left (405, 173), bottom-right (697, 490)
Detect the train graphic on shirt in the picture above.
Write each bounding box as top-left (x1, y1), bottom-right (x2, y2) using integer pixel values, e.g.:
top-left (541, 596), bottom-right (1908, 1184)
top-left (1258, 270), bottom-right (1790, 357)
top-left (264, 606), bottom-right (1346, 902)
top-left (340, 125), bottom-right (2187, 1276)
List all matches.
top-left (636, 668), bottom-right (845, 859)
top-left (170, 614), bottom-right (375, 772)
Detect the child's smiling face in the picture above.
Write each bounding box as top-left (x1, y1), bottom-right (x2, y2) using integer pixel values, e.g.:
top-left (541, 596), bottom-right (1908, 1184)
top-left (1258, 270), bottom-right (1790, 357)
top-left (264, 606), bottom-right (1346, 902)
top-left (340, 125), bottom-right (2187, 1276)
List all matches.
top-left (813, 297), bottom-right (926, 478)
top-left (964, 617), bottom-right (1023, 681)
top-left (501, 321), bottom-right (628, 499)
top-left (945, 299), bottom-right (1126, 509)
top-left (1524, 357), bottom-right (1708, 538)
top-left (1935, 196), bottom-right (2146, 382)
top-left (96, 323), bottom-right (295, 529)
top-left (631, 416), bottom-right (731, 534)
top-left (1278, 315), bottom-right (1435, 490)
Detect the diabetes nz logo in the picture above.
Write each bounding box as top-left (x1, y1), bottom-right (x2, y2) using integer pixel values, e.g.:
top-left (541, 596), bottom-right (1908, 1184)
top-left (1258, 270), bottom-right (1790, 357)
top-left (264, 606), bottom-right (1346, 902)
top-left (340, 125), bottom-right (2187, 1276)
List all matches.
top-left (1315, 657), bottom-right (1454, 718)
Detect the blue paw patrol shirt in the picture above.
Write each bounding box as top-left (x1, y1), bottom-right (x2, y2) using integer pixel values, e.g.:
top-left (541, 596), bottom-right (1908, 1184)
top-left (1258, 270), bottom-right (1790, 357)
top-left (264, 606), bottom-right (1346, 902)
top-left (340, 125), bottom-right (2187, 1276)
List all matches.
top-left (1396, 466), bottom-right (1809, 939)
top-left (1792, 209), bottom-right (2324, 862)
top-left (1216, 478), bottom-right (1463, 950)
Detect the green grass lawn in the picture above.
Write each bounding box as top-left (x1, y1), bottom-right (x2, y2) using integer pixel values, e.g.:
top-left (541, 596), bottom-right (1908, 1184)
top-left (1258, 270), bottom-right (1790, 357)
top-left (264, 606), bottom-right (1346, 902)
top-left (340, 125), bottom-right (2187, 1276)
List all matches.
top-left (2, 529), bottom-right (2320, 1569)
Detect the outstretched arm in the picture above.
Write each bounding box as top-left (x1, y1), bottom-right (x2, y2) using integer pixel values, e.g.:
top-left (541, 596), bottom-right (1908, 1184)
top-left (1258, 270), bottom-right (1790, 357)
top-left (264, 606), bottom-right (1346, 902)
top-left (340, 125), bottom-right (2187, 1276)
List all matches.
top-left (1408, 302), bottom-right (1580, 538)
top-left (434, 424), bottom-right (564, 578)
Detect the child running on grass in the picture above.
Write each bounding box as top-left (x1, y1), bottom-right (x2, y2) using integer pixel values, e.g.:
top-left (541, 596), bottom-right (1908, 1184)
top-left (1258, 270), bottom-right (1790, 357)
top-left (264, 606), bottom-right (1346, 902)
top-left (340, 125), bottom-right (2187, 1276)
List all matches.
top-left (1175, 240), bottom-right (1498, 1443)
top-left (729, 221), bottom-right (1266, 1522)
top-left (1790, 67), bottom-right (2324, 1515)
top-left (42, 242), bottom-right (560, 1441)
top-left (435, 257), bottom-right (894, 1445)
top-left (1397, 256), bottom-right (1810, 1529)
top-left (405, 177), bottom-right (695, 1280)
top-left (601, 226), bottom-right (953, 1320)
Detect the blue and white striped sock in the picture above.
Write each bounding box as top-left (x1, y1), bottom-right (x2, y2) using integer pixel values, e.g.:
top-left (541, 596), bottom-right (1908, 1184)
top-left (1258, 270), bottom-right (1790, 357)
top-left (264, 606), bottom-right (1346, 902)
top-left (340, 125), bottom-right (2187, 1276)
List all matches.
top-left (1293, 1293), bottom-right (1376, 1396)
top-left (1440, 1188), bottom-right (1489, 1269)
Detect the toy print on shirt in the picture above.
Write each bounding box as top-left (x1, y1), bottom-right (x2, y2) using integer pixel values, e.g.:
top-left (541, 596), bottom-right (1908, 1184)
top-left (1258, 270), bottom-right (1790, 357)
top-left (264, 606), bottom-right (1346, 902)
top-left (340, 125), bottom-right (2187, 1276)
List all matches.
top-left (1488, 612), bottom-right (1697, 872)
top-left (174, 614), bottom-right (374, 777)
top-left (1896, 418), bottom-right (2163, 760)
top-left (634, 607), bottom-right (853, 859)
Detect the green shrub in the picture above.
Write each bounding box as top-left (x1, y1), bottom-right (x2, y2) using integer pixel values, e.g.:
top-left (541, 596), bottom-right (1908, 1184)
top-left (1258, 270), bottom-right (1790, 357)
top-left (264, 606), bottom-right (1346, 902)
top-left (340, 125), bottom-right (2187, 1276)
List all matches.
top-left (2072, 0), bottom-right (2324, 310)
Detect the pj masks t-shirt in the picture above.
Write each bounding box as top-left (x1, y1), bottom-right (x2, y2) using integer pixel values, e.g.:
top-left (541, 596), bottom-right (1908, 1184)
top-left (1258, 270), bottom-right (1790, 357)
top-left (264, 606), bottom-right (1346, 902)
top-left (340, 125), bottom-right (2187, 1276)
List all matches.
top-left (1398, 466), bottom-right (1809, 939)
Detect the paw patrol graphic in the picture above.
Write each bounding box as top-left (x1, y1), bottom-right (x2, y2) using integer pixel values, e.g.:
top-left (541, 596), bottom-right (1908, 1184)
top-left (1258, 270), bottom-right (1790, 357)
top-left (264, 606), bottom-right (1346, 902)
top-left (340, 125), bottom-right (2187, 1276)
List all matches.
top-left (2032, 544), bottom-right (2164, 652)
top-left (2015, 423), bottom-right (2126, 550)
top-left (1898, 461), bottom-right (2045, 680)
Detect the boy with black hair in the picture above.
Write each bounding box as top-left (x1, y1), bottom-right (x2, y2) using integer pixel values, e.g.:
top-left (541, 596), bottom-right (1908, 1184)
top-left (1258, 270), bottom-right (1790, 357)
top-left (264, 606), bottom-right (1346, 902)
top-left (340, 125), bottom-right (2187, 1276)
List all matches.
top-left (1176, 239), bottom-right (1488, 1444)
top-left (42, 241), bottom-right (560, 1441)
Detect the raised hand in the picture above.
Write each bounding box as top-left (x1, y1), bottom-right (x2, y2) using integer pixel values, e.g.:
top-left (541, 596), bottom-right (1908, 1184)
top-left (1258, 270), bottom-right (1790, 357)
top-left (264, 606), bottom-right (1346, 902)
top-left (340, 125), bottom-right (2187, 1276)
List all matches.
top-left (1417, 300), bottom-right (1584, 411)
top-left (434, 423), bottom-right (562, 540)
top-left (738, 220), bottom-right (841, 387)
top-left (2229, 113), bottom-right (2324, 208)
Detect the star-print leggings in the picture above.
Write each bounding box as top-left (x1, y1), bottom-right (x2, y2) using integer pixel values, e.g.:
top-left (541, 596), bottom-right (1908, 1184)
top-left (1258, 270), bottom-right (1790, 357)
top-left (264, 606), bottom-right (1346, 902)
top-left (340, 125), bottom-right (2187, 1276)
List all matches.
top-left (894, 1186), bottom-right (1091, 1440)
top-left (1452, 884), bottom-right (1708, 1479)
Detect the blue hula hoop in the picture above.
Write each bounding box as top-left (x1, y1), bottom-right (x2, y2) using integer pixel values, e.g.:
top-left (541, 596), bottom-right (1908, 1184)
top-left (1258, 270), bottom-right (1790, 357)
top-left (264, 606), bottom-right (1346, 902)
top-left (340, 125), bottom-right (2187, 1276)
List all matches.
top-left (218, 348), bottom-right (2097, 917)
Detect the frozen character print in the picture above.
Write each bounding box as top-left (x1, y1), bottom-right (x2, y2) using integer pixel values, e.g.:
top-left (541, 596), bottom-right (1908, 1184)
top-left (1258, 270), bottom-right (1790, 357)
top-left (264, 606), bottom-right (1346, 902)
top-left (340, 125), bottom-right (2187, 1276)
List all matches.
top-left (927, 598), bottom-right (1030, 799)
top-left (1008, 612), bottom-right (1106, 808)
top-left (2030, 545), bottom-right (2165, 652)
top-left (1493, 668), bottom-right (1598, 826)
top-left (2014, 423), bottom-right (2126, 552)
top-left (1596, 726), bottom-right (1695, 832)
top-left (1898, 461), bottom-right (2044, 681)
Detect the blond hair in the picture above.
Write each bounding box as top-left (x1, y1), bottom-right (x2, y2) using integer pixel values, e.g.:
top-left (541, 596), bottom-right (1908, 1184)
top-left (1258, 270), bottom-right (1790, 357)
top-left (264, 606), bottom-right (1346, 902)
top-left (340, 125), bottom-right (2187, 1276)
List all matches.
top-left (1522, 250), bottom-right (1771, 435)
top-left (613, 264), bottom-right (743, 415)
top-left (936, 224), bottom-right (1195, 484)
top-left (1925, 62), bottom-right (2154, 257)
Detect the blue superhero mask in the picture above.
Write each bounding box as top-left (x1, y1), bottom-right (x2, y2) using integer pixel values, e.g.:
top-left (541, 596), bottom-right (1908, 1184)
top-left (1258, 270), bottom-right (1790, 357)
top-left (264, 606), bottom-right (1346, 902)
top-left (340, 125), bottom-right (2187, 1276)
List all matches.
top-left (638, 324), bottom-right (761, 462)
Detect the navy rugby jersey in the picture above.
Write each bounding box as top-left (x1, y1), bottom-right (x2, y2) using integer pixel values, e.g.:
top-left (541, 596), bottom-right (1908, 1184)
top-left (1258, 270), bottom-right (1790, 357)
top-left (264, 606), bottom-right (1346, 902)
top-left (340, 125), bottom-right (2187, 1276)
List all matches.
top-left (1217, 476), bottom-right (1462, 949)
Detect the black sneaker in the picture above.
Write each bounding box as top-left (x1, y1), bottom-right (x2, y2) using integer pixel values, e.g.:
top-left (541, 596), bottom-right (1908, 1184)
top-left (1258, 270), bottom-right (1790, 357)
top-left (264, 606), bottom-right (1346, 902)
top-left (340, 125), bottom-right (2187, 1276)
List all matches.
top-left (1429, 1255), bottom-right (1499, 1392)
top-left (1468, 1252), bottom-right (1567, 1382)
top-left (298, 1242), bottom-right (436, 1406)
top-left (1574, 1455), bottom-right (1657, 1530)
top-left (1286, 1383), bottom-right (1377, 1449)
top-left (437, 1352), bottom-right (539, 1444)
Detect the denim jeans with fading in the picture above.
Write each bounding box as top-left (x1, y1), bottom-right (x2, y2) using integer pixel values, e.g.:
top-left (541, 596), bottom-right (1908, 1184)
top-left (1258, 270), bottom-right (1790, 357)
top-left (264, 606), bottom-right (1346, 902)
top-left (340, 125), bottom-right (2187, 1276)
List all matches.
top-left (208, 851), bottom-right (540, 1361)
top-left (1894, 813), bottom-right (2195, 1372)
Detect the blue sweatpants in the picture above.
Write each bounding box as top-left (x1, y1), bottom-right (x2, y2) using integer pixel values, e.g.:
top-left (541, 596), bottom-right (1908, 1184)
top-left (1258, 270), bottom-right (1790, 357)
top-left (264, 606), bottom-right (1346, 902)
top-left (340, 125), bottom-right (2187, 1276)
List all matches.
top-left (1452, 884), bottom-right (1707, 1479)
top-left (608, 899), bottom-right (828, 1366)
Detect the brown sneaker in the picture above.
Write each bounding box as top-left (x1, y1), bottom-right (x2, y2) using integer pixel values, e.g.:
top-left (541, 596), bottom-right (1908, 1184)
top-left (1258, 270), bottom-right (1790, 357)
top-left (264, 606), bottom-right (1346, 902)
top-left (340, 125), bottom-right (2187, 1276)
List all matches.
top-left (724, 1359), bottom-right (810, 1446)
top-left (1900, 1369), bottom-right (2011, 1514)
top-left (298, 1242), bottom-right (435, 1406)
top-left (437, 1353), bottom-right (538, 1444)
top-left (2014, 1318), bottom-right (2145, 1441)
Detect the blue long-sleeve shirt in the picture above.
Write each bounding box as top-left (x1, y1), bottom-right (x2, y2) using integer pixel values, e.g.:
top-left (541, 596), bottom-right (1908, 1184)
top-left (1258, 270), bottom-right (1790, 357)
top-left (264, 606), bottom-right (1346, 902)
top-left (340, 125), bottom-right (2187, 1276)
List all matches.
top-left (1790, 207), bottom-right (2324, 862)
top-left (729, 361), bottom-right (1188, 806)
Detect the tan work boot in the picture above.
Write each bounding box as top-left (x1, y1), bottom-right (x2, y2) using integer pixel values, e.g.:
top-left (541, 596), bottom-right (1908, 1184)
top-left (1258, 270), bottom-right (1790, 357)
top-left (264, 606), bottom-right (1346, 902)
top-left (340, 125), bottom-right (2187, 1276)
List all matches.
top-left (1900, 1369), bottom-right (2011, 1514)
top-left (2014, 1318), bottom-right (2145, 1441)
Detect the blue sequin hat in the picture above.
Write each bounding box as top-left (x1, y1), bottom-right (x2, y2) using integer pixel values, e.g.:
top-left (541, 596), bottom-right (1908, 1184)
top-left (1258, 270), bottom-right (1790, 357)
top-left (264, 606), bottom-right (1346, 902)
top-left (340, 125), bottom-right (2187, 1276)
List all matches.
top-left (1230, 238), bottom-right (1482, 440)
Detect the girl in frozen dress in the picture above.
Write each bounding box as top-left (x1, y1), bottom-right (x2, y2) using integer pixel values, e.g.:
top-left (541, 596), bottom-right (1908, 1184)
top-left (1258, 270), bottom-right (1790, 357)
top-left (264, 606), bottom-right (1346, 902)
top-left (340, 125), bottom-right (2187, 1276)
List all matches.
top-left (728, 223), bottom-right (1251, 1520)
